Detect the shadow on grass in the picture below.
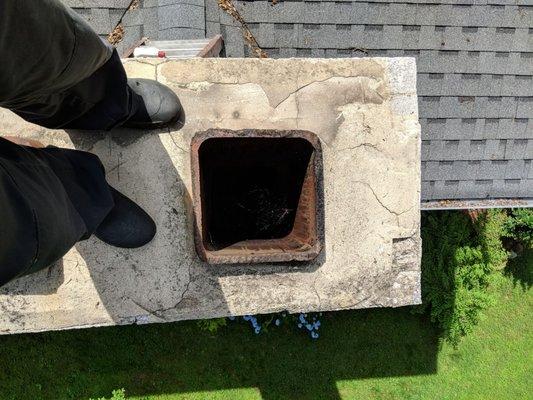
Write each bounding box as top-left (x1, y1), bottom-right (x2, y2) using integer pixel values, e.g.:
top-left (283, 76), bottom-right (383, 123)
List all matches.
top-left (504, 247), bottom-right (533, 290)
top-left (0, 307), bottom-right (438, 400)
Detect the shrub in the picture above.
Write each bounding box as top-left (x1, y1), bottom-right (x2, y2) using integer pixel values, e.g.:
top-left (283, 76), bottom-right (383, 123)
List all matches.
top-left (416, 210), bottom-right (508, 347)
top-left (503, 208), bottom-right (533, 246)
top-left (237, 313), bottom-right (322, 339)
top-left (90, 389), bottom-right (126, 400)
top-left (477, 208), bottom-right (509, 270)
top-left (196, 318), bottom-right (227, 333)
top-left (197, 312), bottom-right (323, 339)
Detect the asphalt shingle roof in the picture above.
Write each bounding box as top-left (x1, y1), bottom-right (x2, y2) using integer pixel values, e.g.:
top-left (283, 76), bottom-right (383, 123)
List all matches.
top-left (64, 0), bottom-right (205, 54)
top-left (65, 0), bottom-right (533, 202)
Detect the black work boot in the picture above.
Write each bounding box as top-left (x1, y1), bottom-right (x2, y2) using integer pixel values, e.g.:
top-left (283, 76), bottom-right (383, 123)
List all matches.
top-left (123, 78), bottom-right (182, 129)
top-left (95, 186), bottom-right (156, 248)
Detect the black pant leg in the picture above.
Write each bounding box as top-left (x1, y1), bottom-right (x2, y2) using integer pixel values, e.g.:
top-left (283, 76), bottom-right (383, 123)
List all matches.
top-left (0, 138), bottom-right (114, 287)
top-left (11, 50), bottom-right (142, 130)
top-left (0, 0), bottom-right (112, 110)
top-left (0, 158), bottom-right (39, 286)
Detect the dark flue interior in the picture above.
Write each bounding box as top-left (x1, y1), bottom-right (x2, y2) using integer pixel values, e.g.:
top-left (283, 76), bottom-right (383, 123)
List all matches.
top-left (199, 137), bottom-right (314, 250)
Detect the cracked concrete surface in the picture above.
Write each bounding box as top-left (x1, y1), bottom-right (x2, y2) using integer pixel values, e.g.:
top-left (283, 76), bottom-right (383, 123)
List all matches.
top-left (0, 58), bottom-right (421, 334)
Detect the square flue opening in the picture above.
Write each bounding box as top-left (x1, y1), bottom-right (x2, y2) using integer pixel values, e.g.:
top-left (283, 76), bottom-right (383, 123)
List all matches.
top-left (191, 129), bottom-right (323, 264)
top-left (200, 137), bottom-right (312, 248)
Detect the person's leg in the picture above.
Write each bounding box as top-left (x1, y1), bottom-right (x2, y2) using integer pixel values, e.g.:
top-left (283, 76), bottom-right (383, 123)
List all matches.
top-left (0, 137), bottom-right (156, 287)
top-left (0, 0), bottom-right (174, 286)
top-left (11, 50), bottom-right (140, 130)
top-left (1, 1), bottom-right (182, 130)
top-left (0, 137), bottom-right (102, 286)
top-left (0, 0), bottom-right (112, 110)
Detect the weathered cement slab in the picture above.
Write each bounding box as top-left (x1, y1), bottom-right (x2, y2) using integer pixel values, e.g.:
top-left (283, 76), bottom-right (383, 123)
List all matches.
top-left (0, 58), bottom-right (421, 334)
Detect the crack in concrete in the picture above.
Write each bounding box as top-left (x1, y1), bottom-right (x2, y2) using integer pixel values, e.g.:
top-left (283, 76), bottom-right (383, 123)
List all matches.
top-left (273, 75), bottom-right (385, 109)
top-left (312, 273), bottom-right (322, 306)
top-left (154, 61), bottom-right (166, 82)
top-left (294, 64), bottom-right (303, 128)
top-left (128, 263), bottom-right (193, 320)
top-left (129, 298), bottom-right (164, 320)
top-left (172, 262), bottom-right (193, 310)
top-left (168, 75), bottom-right (384, 113)
top-left (354, 180), bottom-right (414, 217)
top-left (345, 294), bottom-right (373, 309)
top-left (108, 158), bottom-right (128, 174)
top-left (339, 142), bottom-right (381, 152)
top-left (173, 81), bottom-right (251, 90)
top-left (168, 127), bottom-right (187, 153)
top-left (133, 59), bottom-right (168, 67)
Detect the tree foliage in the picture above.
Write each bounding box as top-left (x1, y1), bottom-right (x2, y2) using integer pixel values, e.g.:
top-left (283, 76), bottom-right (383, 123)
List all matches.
top-left (503, 208), bottom-right (533, 246)
top-left (417, 210), bottom-right (508, 346)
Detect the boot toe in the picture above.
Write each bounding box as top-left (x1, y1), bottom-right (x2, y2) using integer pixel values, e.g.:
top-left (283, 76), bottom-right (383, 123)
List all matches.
top-left (153, 83), bottom-right (182, 125)
top-left (95, 186), bottom-right (156, 248)
top-left (126, 78), bottom-right (182, 128)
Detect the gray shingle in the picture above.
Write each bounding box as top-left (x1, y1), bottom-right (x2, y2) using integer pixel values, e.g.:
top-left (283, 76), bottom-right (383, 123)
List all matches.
top-left (73, 8), bottom-right (111, 34)
top-left (401, 49), bottom-right (530, 76)
top-left (504, 139), bottom-right (531, 159)
top-left (64, 1), bottom-right (122, 8)
top-left (160, 0), bottom-right (205, 6)
top-left (233, 2), bottom-right (533, 28)
top-left (206, 0), bottom-right (221, 22)
top-left (158, 27), bottom-right (204, 40)
top-left (521, 179), bottom-right (533, 197)
top-left (158, 4), bottom-right (204, 30)
top-left (115, 24), bottom-right (143, 55)
top-left (418, 96), bottom-right (532, 118)
top-left (65, 0), bottom-right (131, 8)
top-left (413, 50), bottom-right (532, 75)
top-left (114, 0), bottom-right (132, 8)
top-left (251, 23), bottom-right (532, 52)
top-left (423, 159), bottom-right (532, 180)
top-left (421, 139), bottom-right (531, 161)
top-left (526, 141), bottom-right (533, 161)
top-left (297, 0), bottom-right (533, 5)
top-left (434, 180), bottom-right (460, 199)
top-left (220, 25), bottom-right (245, 57)
top-left (525, 160), bottom-right (533, 179)
top-left (418, 73), bottom-right (533, 96)
top-left (87, 8), bottom-right (111, 35)
top-left (122, 9), bottom-right (143, 27)
top-left (142, 7), bottom-right (159, 39)
top-left (469, 179), bottom-right (494, 198)
top-left (421, 180), bottom-right (435, 199)
top-left (206, 21), bottom-right (221, 37)
top-left (492, 179), bottom-right (532, 198)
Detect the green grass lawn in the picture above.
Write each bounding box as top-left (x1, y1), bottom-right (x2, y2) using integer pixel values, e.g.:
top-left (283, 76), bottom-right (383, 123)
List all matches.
top-left (0, 250), bottom-right (530, 400)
